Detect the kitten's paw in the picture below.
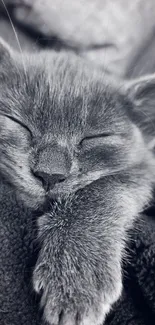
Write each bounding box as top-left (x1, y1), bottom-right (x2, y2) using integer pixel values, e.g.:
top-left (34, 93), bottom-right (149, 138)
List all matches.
top-left (42, 299), bottom-right (111, 325)
top-left (33, 259), bottom-right (122, 325)
top-left (33, 212), bottom-right (123, 325)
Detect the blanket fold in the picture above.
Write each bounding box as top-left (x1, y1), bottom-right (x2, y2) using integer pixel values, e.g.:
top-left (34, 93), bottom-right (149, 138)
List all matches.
top-left (106, 214), bottom-right (155, 325)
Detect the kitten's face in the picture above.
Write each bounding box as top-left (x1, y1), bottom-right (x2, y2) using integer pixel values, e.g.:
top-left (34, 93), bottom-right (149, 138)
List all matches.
top-left (0, 44), bottom-right (154, 210)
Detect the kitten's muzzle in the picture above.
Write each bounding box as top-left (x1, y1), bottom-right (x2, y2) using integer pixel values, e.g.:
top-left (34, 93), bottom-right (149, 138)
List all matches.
top-left (34, 170), bottom-right (66, 192)
top-left (32, 144), bottom-right (71, 192)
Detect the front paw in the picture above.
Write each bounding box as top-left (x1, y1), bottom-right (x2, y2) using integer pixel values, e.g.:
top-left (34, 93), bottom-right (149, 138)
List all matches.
top-left (33, 212), bottom-right (123, 325)
top-left (33, 254), bottom-right (122, 325)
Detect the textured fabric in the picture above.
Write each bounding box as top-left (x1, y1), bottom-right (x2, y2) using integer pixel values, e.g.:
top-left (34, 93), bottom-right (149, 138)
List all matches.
top-left (106, 212), bottom-right (155, 325)
top-left (0, 180), bottom-right (40, 325)
top-left (1, 0), bottom-right (155, 77)
top-left (9, 0), bottom-right (155, 77)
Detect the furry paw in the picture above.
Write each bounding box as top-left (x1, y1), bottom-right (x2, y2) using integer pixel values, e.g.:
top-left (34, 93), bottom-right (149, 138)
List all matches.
top-left (33, 211), bottom-right (123, 325)
top-left (33, 251), bottom-right (122, 325)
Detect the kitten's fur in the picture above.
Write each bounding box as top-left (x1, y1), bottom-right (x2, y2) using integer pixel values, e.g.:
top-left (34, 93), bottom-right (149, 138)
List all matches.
top-left (0, 38), bottom-right (155, 325)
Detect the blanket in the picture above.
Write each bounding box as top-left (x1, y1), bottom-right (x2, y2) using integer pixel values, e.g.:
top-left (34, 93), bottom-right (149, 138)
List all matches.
top-left (2, 0), bottom-right (155, 78)
top-left (106, 209), bottom-right (155, 325)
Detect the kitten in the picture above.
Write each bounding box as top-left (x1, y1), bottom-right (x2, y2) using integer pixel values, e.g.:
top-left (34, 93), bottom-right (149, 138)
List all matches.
top-left (0, 38), bottom-right (155, 325)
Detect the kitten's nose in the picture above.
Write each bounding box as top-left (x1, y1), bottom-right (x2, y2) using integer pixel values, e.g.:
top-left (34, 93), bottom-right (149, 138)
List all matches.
top-left (34, 171), bottom-right (66, 191)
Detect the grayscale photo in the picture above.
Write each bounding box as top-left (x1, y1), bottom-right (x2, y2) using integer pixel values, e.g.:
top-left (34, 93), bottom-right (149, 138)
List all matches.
top-left (0, 1), bottom-right (155, 325)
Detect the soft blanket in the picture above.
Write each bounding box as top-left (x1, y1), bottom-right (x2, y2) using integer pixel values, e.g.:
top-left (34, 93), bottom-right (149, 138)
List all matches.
top-left (2, 0), bottom-right (155, 78)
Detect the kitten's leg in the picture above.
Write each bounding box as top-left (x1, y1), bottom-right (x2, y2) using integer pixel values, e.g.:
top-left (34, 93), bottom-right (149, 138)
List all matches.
top-left (33, 212), bottom-right (123, 325)
top-left (33, 169), bottom-right (151, 325)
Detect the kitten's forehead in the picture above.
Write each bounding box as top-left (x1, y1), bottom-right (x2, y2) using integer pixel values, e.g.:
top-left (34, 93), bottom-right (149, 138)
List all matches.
top-left (1, 52), bottom-right (131, 137)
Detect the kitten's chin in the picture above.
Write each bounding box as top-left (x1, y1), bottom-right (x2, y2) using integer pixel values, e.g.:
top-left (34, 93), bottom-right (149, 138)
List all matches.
top-left (15, 186), bottom-right (68, 210)
top-left (47, 177), bottom-right (90, 199)
top-left (48, 185), bottom-right (80, 201)
top-left (17, 176), bottom-right (99, 209)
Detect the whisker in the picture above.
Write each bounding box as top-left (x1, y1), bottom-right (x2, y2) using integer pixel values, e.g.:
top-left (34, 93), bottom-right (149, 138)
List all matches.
top-left (0, 0), bottom-right (27, 79)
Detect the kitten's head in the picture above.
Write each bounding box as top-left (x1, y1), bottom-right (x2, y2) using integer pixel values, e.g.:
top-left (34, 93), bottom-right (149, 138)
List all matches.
top-left (0, 38), bottom-right (155, 211)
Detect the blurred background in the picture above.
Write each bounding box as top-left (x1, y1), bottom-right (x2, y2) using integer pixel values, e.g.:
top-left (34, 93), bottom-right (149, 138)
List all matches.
top-left (1, 0), bottom-right (155, 79)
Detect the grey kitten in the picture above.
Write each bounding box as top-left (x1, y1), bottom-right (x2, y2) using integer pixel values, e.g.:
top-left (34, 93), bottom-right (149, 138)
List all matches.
top-left (0, 38), bottom-right (155, 325)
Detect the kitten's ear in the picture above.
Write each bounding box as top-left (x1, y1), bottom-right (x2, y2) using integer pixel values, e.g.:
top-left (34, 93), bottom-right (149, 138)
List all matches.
top-left (0, 38), bottom-right (13, 68)
top-left (124, 75), bottom-right (155, 147)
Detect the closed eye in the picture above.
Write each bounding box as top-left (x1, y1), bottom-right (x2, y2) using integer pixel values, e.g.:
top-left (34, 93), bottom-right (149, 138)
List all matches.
top-left (1, 113), bottom-right (32, 137)
top-left (79, 133), bottom-right (112, 145)
top-left (83, 133), bottom-right (112, 141)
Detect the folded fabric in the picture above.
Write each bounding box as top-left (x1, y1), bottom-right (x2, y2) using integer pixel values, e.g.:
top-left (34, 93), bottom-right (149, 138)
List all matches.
top-left (0, 178), bottom-right (155, 325)
top-left (1, 1), bottom-right (155, 77)
top-left (8, 0), bottom-right (155, 77)
top-left (0, 180), bottom-right (40, 325)
top-left (106, 211), bottom-right (155, 325)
